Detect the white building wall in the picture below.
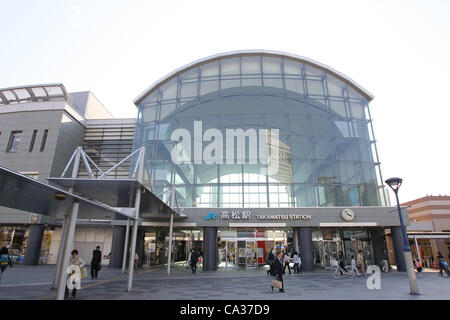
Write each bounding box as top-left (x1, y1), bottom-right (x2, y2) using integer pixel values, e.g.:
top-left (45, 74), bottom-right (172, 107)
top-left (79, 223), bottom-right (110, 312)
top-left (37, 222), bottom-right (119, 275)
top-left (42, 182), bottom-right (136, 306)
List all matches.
top-left (48, 226), bottom-right (113, 265)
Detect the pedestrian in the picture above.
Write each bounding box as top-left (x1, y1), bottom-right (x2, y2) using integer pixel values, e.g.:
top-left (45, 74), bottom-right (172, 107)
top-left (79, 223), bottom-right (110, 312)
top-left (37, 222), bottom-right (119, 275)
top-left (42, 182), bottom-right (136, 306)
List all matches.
top-left (437, 251), bottom-right (450, 277)
top-left (266, 248), bottom-right (275, 276)
top-left (357, 250), bottom-right (365, 276)
top-left (65, 249), bottom-right (85, 299)
top-left (338, 251), bottom-right (346, 275)
top-left (381, 249), bottom-right (389, 272)
top-left (272, 252), bottom-right (285, 292)
top-left (350, 255), bottom-right (360, 277)
top-left (0, 247), bottom-right (10, 281)
top-left (189, 249), bottom-right (198, 274)
top-left (283, 251), bottom-right (291, 275)
top-left (292, 251), bottom-right (301, 274)
top-left (413, 257), bottom-right (423, 277)
top-left (134, 252), bottom-right (139, 273)
top-left (90, 246), bottom-right (102, 279)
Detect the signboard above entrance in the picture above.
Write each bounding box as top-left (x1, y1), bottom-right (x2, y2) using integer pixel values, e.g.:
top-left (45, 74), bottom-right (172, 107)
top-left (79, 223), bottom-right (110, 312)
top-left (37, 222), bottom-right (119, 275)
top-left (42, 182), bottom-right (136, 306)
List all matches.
top-left (178, 206), bottom-right (407, 228)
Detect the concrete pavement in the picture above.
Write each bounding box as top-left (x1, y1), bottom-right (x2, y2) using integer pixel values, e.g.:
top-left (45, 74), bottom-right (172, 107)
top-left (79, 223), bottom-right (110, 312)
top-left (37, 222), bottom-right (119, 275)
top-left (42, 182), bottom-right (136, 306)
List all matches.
top-left (0, 264), bottom-right (448, 300)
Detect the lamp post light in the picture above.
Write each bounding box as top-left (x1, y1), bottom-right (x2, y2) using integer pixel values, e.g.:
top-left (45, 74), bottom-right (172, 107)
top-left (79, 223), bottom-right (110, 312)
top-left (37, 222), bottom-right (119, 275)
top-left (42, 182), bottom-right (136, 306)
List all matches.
top-left (385, 177), bottom-right (420, 295)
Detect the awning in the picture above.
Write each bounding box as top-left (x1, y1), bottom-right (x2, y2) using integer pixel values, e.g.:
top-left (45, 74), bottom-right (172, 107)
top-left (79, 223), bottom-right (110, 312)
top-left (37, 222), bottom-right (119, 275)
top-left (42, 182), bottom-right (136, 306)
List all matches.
top-left (47, 177), bottom-right (179, 218)
top-left (0, 165), bottom-right (134, 220)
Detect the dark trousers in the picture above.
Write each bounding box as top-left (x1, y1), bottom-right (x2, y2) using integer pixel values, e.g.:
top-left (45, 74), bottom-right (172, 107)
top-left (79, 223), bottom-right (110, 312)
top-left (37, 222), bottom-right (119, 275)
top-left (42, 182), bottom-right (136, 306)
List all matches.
top-left (91, 263), bottom-right (100, 279)
top-left (64, 276), bottom-right (77, 299)
top-left (276, 274), bottom-right (284, 291)
top-left (191, 263), bottom-right (197, 274)
top-left (293, 263), bottom-right (301, 274)
top-left (439, 263), bottom-right (449, 276)
top-left (283, 262), bottom-right (291, 274)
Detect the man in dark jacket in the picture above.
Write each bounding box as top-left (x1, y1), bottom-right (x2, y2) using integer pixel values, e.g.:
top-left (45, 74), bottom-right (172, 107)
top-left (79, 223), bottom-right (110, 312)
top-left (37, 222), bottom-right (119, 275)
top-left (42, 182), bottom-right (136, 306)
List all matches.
top-left (273, 252), bottom-right (285, 292)
top-left (189, 249), bottom-right (199, 274)
top-left (266, 249), bottom-right (275, 276)
top-left (90, 246), bottom-right (102, 279)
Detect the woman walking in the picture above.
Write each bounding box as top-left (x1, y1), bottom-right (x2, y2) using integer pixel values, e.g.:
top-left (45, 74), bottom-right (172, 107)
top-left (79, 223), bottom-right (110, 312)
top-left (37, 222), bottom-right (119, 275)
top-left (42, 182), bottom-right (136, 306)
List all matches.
top-left (65, 249), bottom-right (85, 299)
top-left (0, 247), bottom-right (10, 282)
top-left (292, 251), bottom-right (301, 274)
top-left (283, 251), bottom-right (291, 275)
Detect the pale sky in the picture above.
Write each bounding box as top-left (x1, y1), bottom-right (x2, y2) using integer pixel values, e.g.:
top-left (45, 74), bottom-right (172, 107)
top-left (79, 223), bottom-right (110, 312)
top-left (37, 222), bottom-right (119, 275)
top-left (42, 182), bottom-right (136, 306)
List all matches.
top-left (1, 0), bottom-right (449, 203)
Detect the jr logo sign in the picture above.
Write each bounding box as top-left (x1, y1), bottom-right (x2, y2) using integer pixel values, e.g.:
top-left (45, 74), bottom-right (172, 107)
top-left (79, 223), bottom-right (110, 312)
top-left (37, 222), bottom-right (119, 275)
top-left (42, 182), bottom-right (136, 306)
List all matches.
top-left (204, 212), bottom-right (216, 220)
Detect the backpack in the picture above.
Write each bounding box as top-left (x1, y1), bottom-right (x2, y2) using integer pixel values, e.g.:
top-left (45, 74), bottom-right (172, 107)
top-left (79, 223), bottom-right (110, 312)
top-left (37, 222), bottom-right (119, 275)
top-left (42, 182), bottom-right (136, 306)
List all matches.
top-left (1, 254), bottom-right (9, 265)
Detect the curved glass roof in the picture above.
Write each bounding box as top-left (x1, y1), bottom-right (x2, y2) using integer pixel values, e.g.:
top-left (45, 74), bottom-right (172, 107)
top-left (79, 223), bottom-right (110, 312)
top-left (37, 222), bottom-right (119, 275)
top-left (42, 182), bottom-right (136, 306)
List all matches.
top-left (0, 83), bottom-right (71, 105)
top-left (134, 50), bottom-right (374, 106)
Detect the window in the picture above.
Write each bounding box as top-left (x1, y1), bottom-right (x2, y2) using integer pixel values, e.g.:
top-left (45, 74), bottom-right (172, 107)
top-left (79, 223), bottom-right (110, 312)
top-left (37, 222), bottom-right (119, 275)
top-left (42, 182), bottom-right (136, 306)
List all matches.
top-left (29, 130), bottom-right (37, 152)
top-left (40, 129), bottom-right (48, 152)
top-left (7, 131), bottom-right (23, 152)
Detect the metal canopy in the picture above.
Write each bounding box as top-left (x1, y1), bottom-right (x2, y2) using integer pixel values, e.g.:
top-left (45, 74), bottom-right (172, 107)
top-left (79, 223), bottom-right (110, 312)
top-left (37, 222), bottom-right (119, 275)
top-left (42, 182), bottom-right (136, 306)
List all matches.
top-left (0, 165), bottom-right (133, 220)
top-left (47, 177), bottom-right (178, 217)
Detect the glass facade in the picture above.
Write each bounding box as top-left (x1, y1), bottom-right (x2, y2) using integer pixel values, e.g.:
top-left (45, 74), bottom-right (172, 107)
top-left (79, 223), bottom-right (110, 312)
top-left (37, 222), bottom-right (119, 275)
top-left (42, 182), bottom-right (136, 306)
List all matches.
top-left (134, 53), bottom-right (387, 208)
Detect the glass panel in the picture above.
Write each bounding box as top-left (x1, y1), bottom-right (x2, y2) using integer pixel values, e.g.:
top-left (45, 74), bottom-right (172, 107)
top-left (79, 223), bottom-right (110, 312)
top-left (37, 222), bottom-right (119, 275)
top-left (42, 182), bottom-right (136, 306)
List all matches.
top-left (161, 79), bottom-right (178, 101)
top-left (44, 86), bottom-right (64, 96)
top-left (200, 80), bottom-right (219, 95)
top-left (311, 117), bottom-right (330, 137)
top-left (13, 89), bottom-right (31, 100)
top-left (2, 90), bottom-right (16, 101)
top-left (285, 78), bottom-right (304, 95)
top-left (159, 103), bottom-right (177, 120)
top-left (180, 81), bottom-right (198, 98)
top-left (349, 102), bottom-right (365, 119)
top-left (221, 58), bottom-right (240, 75)
top-left (326, 75), bottom-right (343, 97)
top-left (200, 61), bottom-right (219, 78)
top-left (293, 160), bottom-right (314, 183)
top-left (306, 79), bottom-right (324, 96)
top-left (314, 139), bottom-right (333, 159)
top-left (142, 106), bottom-right (157, 122)
top-left (263, 57), bottom-right (282, 74)
top-left (31, 87), bottom-right (47, 98)
top-left (283, 59), bottom-right (302, 75)
top-left (304, 64), bottom-right (324, 77)
top-left (263, 77), bottom-right (282, 89)
top-left (241, 56), bottom-right (260, 74)
top-left (333, 120), bottom-right (350, 138)
top-left (329, 100), bottom-right (347, 117)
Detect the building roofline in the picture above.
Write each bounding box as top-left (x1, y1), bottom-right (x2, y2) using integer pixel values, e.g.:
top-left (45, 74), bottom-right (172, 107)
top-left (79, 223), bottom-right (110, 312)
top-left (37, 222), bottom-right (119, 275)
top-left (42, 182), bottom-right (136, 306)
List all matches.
top-left (133, 50), bottom-right (374, 106)
top-left (402, 195), bottom-right (450, 206)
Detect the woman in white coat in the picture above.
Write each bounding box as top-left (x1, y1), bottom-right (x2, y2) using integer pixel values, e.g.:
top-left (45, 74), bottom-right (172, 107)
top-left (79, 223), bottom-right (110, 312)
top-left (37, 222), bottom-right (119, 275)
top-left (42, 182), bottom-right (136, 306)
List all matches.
top-left (65, 249), bottom-right (85, 299)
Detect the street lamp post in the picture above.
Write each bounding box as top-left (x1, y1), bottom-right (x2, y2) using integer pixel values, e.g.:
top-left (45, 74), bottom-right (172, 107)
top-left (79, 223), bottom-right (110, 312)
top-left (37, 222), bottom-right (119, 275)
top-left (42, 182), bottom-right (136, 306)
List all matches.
top-left (385, 177), bottom-right (420, 295)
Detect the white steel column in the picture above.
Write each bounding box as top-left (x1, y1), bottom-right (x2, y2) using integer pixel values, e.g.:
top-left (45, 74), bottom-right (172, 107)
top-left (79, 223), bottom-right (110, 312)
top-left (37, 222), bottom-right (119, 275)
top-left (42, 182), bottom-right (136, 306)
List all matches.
top-left (51, 216), bottom-right (69, 289)
top-left (56, 200), bottom-right (80, 300)
top-left (414, 236), bottom-right (421, 263)
top-left (52, 147), bottom-right (81, 292)
top-left (127, 148), bottom-right (145, 292)
top-left (167, 187), bottom-right (176, 275)
top-left (121, 218), bottom-right (131, 273)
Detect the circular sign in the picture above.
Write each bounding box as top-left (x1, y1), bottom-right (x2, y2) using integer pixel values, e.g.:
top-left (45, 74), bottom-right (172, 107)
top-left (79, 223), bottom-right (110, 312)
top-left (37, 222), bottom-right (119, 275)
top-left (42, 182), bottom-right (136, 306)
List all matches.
top-left (341, 208), bottom-right (355, 222)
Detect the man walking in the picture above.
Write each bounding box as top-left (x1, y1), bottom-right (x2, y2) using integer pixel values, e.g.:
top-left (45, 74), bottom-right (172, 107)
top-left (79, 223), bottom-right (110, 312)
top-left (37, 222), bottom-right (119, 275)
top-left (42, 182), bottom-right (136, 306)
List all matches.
top-left (357, 250), bottom-right (365, 276)
top-left (90, 246), bottom-right (102, 279)
top-left (381, 249), bottom-right (389, 272)
top-left (189, 249), bottom-right (199, 274)
top-left (273, 252), bottom-right (285, 292)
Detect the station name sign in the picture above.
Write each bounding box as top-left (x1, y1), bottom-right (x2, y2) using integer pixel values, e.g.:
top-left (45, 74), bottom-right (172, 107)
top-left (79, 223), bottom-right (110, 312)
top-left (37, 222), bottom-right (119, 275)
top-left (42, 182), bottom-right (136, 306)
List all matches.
top-left (207, 210), bottom-right (312, 221)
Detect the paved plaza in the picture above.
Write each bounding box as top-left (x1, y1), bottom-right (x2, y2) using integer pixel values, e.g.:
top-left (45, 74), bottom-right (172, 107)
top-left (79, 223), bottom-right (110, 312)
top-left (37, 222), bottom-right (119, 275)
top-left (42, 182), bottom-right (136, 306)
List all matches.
top-left (0, 264), bottom-right (448, 300)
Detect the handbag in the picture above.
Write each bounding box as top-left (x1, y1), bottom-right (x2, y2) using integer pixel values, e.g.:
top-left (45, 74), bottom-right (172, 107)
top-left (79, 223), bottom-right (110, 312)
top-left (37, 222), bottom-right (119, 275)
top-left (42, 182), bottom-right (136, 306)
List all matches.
top-left (271, 279), bottom-right (283, 289)
top-left (80, 266), bottom-right (88, 279)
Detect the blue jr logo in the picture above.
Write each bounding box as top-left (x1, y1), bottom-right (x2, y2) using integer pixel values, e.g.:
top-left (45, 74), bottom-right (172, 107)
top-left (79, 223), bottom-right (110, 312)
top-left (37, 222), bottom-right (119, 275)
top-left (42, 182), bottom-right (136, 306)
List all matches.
top-left (204, 212), bottom-right (216, 220)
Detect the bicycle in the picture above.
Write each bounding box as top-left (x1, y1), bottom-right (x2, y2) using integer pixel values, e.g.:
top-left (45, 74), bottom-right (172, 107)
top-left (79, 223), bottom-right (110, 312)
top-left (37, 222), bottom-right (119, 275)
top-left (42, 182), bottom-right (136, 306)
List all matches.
top-left (331, 262), bottom-right (358, 279)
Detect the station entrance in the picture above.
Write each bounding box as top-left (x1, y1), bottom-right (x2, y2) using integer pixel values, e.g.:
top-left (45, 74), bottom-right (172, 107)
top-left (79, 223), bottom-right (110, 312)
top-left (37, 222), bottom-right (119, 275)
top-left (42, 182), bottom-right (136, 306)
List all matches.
top-left (217, 228), bottom-right (292, 269)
